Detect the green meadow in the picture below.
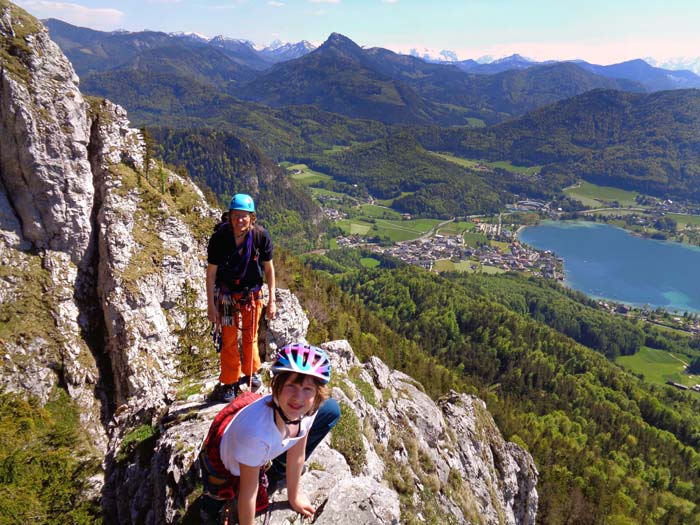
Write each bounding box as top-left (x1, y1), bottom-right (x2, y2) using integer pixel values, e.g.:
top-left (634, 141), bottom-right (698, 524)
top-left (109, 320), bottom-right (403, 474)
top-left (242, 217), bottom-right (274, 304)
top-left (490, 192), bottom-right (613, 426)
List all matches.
top-left (373, 191), bottom-right (415, 207)
top-left (360, 257), bottom-right (381, 268)
top-left (437, 221), bottom-right (476, 235)
top-left (617, 346), bottom-right (698, 388)
top-left (309, 187), bottom-right (347, 199)
top-left (337, 216), bottom-right (443, 242)
top-left (564, 181), bottom-right (639, 208)
top-left (287, 164), bottom-right (334, 185)
top-left (434, 259), bottom-right (506, 274)
top-left (358, 204), bottom-right (403, 219)
top-left (462, 232), bottom-right (488, 246)
top-left (668, 213), bottom-right (700, 226)
top-left (429, 152), bottom-right (541, 176)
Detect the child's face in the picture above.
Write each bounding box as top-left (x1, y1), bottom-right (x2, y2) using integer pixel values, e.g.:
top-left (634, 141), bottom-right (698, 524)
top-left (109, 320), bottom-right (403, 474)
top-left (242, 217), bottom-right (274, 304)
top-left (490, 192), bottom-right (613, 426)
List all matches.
top-left (277, 373), bottom-right (318, 420)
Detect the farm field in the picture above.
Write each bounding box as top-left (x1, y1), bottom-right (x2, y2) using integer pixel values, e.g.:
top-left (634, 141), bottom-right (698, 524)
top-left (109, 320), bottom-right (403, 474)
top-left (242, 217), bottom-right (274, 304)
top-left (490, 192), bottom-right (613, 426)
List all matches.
top-left (564, 181), bottom-right (639, 208)
top-left (434, 259), bottom-right (506, 274)
top-left (337, 216), bottom-right (443, 242)
top-left (668, 213), bottom-right (700, 226)
top-left (429, 152), bottom-right (541, 176)
top-left (357, 204), bottom-right (402, 220)
top-left (286, 164), bottom-right (334, 185)
top-left (586, 209), bottom-right (648, 217)
top-left (462, 232), bottom-right (488, 246)
top-left (373, 191), bottom-right (415, 207)
top-left (360, 257), bottom-right (381, 268)
top-left (437, 221), bottom-right (476, 235)
top-left (616, 346), bottom-right (698, 388)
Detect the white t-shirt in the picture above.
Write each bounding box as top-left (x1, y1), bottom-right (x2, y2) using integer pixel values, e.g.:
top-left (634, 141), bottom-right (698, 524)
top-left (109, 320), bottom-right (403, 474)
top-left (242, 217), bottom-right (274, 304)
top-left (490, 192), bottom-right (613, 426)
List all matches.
top-left (219, 394), bottom-right (317, 476)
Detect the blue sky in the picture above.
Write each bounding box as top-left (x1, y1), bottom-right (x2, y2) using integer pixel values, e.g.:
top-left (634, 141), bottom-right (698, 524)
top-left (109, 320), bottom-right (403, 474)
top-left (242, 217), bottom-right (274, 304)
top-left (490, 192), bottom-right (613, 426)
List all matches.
top-left (14, 0), bottom-right (700, 64)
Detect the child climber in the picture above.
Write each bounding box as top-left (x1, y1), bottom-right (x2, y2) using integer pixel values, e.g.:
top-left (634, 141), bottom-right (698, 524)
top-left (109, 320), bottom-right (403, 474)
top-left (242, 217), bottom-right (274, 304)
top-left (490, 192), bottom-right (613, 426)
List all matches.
top-left (199, 343), bottom-right (341, 524)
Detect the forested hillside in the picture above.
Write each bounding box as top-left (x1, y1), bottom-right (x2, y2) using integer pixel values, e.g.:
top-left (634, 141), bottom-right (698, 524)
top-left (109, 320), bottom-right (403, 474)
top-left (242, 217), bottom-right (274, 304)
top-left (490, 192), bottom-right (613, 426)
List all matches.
top-left (81, 69), bottom-right (388, 159)
top-left (416, 89), bottom-right (700, 200)
top-left (148, 127), bottom-right (324, 250)
top-left (303, 133), bottom-right (560, 217)
top-left (298, 249), bottom-right (700, 524)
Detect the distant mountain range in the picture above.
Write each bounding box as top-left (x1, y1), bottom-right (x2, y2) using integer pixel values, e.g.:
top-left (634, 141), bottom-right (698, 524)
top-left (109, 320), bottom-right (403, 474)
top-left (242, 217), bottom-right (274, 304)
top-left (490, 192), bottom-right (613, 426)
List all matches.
top-left (412, 48), bottom-right (700, 76)
top-left (46, 18), bottom-right (699, 129)
top-left (43, 18), bottom-right (316, 76)
top-left (234, 33), bottom-right (646, 125)
top-left (46, 19), bottom-right (700, 95)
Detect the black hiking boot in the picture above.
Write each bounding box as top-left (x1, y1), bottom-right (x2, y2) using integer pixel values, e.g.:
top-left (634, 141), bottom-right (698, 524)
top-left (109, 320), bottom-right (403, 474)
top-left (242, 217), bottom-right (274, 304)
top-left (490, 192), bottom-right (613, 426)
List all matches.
top-left (238, 374), bottom-right (262, 392)
top-left (220, 383), bottom-right (239, 402)
top-left (210, 382), bottom-right (239, 403)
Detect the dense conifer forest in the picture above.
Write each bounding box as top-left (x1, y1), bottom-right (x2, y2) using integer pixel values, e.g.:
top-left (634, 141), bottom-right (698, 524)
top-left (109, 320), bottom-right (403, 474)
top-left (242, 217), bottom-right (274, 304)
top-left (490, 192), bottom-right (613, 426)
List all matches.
top-left (298, 249), bottom-right (700, 524)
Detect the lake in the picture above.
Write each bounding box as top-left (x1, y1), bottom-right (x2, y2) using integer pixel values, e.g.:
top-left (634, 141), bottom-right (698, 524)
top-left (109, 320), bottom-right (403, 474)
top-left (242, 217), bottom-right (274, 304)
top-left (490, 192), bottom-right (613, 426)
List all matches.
top-left (518, 221), bottom-right (700, 313)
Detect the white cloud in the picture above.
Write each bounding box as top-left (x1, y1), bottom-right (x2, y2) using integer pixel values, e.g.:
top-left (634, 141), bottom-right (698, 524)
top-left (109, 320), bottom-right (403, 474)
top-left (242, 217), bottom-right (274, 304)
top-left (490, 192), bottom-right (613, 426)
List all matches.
top-left (14, 1), bottom-right (124, 30)
top-left (381, 0), bottom-right (400, 3)
top-left (268, 0), bottom-right (285, 6)
top-left (145, 0), bottom-right (184, 4)
top-left (308, 0), bottom-right (340, 4)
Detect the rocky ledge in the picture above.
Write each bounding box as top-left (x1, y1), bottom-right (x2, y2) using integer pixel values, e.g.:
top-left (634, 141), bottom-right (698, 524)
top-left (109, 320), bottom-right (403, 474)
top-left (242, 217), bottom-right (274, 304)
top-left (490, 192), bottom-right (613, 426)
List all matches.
top-left (107, 292), bottom-right (538, 525)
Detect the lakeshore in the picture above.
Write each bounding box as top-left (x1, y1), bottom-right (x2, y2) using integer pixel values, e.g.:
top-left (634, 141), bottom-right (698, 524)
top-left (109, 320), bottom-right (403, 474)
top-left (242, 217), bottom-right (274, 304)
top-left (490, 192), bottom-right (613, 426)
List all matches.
top-left (518, 220), bottom-right (700, 314)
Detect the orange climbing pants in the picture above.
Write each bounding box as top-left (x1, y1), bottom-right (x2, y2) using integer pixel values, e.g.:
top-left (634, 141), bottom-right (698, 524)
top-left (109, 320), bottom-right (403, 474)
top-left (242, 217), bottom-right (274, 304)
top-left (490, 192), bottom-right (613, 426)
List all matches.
top-left (216, 288), bottom-right (264, 384)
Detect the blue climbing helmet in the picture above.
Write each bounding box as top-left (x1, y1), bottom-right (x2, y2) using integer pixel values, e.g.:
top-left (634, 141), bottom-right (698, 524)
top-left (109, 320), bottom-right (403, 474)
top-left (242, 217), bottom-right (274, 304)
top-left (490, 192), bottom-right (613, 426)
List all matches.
top-left (272, 343), bottom-right (332, 384)
top-left (229, 193), bottom-right (255, 213)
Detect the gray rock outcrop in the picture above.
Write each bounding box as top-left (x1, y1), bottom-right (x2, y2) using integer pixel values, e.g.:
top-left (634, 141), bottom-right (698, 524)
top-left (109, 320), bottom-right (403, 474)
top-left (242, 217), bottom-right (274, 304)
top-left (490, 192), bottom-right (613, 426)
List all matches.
top-left (0, 0), bottom-right (215, 467)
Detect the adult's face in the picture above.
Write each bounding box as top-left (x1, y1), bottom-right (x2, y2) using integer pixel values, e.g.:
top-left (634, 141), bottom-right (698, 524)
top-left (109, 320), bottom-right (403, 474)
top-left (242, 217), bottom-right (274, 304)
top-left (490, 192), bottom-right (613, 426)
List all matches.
top-left (229, 210), bottom-right (252, 234)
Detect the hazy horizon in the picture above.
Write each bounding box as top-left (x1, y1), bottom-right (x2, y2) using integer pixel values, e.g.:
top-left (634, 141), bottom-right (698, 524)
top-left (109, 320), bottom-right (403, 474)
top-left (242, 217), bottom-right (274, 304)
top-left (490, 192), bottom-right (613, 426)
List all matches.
top-left (13, 0), bottom-right (700, 67)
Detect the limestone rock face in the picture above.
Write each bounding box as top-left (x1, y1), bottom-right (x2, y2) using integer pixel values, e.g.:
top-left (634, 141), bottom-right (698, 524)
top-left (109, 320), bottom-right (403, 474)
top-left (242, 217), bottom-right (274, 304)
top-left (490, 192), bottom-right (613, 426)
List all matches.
top-left (0, 0), bottom-right (216, 475)
top-left (0, 2), bottom-right (94, 269)
top-left (262, 286), bottom-right (310, 357)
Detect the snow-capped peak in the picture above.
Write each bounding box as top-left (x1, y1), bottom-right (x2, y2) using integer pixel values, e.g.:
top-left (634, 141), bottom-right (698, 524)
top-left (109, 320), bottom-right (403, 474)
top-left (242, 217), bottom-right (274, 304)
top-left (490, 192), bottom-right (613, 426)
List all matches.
top-left (170, 31), bottom-right (210, 42)
top-left (408, 47), bottom-right (462, 63)
top-left (644, 56), bottom-right (700, 75)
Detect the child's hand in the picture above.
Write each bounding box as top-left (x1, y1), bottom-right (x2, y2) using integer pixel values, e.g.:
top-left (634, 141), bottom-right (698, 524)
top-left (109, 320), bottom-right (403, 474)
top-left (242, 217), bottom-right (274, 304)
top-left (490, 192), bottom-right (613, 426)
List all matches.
top-left (289, 492), bottom-right (314, 518)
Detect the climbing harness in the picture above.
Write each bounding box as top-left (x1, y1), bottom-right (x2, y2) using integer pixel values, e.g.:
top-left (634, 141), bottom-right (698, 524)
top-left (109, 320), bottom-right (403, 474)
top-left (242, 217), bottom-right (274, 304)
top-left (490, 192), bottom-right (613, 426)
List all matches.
top-left (199, 392), bottom-right (270, 512)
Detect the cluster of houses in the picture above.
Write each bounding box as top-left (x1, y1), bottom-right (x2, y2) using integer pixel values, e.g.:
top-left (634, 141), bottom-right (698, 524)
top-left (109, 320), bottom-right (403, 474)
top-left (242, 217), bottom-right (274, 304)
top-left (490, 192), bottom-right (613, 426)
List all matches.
top-left (665, 381), bottom-right (700, 393)
top-left (322, 207), bottom-right (346, 221)
top-left (336, 231), bottom-right (562, 278)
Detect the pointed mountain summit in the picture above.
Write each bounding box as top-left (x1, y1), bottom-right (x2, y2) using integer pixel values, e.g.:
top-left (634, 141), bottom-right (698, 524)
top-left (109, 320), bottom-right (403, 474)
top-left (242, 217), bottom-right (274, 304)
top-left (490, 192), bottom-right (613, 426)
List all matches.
top-left (316, 32), bottom-right (367, 61)
top-left (322, 32), bottom-right (363, 50)
top-left (235, 33), bottom-right (441, 125)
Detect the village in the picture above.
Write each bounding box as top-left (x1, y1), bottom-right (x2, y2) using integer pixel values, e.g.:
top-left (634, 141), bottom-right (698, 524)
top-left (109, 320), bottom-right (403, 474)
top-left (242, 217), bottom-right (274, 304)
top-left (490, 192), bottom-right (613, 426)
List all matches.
top-left (334, 219), bottom-right (563, 280)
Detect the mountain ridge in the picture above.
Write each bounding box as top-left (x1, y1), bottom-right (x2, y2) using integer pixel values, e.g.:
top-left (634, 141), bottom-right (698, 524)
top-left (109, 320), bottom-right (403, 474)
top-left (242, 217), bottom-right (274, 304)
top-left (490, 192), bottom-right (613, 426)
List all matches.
top-left (234, 32), bottom-right (645, 125)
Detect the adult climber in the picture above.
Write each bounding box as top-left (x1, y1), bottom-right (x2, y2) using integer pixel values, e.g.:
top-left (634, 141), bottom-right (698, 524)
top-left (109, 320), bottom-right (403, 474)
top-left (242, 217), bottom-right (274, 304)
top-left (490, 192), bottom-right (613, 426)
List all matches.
top-left (207, 193), bottom-right (276, 402)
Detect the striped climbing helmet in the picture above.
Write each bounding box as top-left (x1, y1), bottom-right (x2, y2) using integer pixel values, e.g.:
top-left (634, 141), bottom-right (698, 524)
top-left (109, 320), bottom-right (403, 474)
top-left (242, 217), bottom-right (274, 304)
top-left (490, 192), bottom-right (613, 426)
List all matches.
top-left (271, 343), bottom-right (331, 384)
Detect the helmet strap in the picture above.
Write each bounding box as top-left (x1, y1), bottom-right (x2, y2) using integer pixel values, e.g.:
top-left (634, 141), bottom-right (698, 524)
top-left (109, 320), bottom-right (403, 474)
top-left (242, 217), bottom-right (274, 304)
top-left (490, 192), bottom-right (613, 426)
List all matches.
top-left (274, 402), bottom-right (302, 426)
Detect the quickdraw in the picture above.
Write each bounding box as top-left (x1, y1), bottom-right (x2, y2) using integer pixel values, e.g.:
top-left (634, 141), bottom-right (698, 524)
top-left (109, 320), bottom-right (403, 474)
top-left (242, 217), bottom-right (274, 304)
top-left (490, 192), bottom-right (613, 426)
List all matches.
top-left (215, 286), bottom-right (263, 327)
